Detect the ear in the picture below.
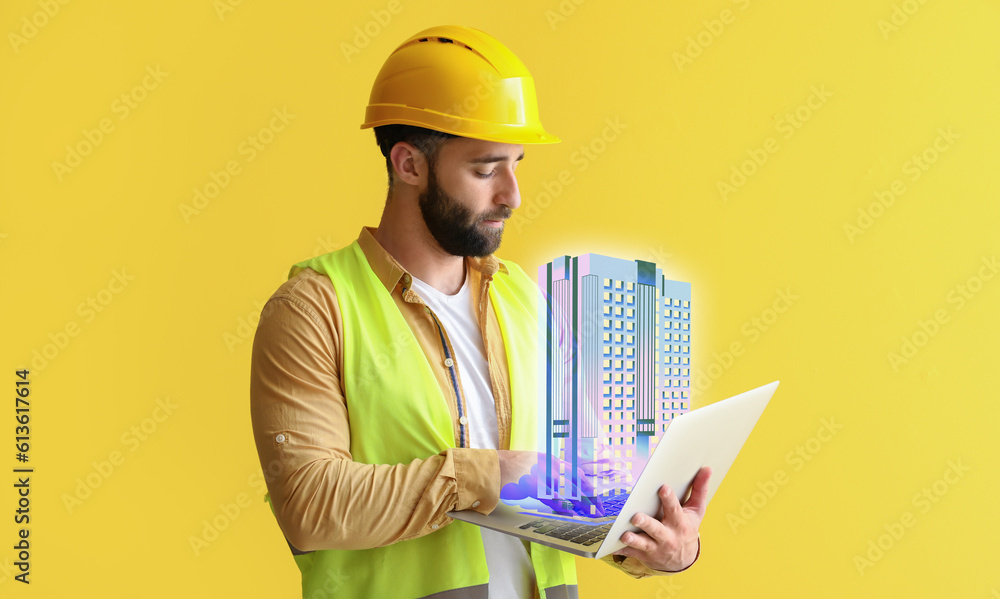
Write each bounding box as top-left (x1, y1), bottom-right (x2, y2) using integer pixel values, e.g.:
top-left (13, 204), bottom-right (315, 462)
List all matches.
top-left (388, 141), bottom-right (428, 188)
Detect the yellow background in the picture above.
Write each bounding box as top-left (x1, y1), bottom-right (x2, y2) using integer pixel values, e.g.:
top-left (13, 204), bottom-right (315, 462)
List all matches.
top-left (2, 0), bottom-right (997, 597)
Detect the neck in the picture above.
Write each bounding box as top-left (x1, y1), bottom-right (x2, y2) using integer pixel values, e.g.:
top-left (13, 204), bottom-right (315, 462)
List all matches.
top-left (372, 193), bottom-right (467, 295)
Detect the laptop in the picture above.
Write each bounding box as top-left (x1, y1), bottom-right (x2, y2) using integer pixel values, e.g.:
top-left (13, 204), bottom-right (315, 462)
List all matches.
top-left (448, 381), bottom-right (779, 559)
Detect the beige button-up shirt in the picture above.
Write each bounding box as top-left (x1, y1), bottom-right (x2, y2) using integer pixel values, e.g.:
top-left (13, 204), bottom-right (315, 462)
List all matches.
top-left (249, 226), bottom-right (680, 579)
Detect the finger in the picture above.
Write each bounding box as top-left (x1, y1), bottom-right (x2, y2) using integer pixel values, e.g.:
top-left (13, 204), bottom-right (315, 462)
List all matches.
top-left (657, 484), bottom-right (686, 527)
top-left (629, 511), bottom-right (667, 544)
top-left (682, 466), bottom-right (713, 515)
top-left (620, 529), bottom-right (656, 553)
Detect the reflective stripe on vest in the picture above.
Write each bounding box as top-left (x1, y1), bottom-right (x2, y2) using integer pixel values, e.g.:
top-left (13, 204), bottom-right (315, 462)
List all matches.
top-left (282, 242), bottom-right (577, 599)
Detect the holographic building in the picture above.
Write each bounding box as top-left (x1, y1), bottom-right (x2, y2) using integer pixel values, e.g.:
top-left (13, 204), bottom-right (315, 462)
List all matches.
top-left (538, 254), bottom-right (692, 501)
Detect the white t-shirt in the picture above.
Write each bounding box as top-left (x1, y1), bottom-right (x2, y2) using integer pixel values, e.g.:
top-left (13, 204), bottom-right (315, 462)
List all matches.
top-left (409, 265), bottom-right (536, 599)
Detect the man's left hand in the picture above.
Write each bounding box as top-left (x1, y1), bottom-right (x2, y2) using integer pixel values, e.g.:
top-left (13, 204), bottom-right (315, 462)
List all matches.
top-left (612, 466), bottom-right (712, 573)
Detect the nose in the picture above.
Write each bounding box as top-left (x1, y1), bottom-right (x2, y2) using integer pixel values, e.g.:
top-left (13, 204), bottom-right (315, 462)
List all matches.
top-left (497, 166), bottom-right (521, 211)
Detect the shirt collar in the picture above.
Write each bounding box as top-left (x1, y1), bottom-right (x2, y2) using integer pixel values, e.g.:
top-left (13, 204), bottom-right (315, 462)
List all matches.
top-left (356, 226), bottom-right (509, 294)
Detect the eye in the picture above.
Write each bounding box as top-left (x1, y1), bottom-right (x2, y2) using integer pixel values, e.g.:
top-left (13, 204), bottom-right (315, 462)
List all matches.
top-left (475, 170), bottom-right (495, 179)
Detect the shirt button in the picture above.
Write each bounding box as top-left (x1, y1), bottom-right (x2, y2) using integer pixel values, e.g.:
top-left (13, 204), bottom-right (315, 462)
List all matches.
top-left (459, 416), bottom-right (468, 425)
top-left (472, 500), bottom-right (481, 508)
top-left (444, 358), bottom-right (454, 367)
top-left (430, 523), bottom-right (439, 530)
top-left (275, 434), bottom-right (286, 444)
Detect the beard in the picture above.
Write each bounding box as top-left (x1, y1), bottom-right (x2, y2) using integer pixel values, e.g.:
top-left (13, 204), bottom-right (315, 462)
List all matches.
top-left (418, 164), bottom-right (511, 258)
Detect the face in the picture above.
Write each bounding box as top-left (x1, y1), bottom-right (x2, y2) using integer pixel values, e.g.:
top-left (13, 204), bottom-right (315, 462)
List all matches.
top-left (417, 138), bottom-right (523, 258)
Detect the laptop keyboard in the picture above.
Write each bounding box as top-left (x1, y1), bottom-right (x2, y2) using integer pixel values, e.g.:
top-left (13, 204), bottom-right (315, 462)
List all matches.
top-left (519, 519), bottom-right (613, 546)
top-left (595, 493), bottom-right (629, 517)
top-left (518, 493), bottom-right (631, 546)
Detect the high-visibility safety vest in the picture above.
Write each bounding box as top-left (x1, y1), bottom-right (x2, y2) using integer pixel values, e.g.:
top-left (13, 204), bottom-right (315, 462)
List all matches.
top-left (283, 241), bottom-right (578, 599)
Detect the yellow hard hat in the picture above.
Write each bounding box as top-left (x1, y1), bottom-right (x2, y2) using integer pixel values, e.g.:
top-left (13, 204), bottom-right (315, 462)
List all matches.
top-left (360, 25), bottom-right (560, 144)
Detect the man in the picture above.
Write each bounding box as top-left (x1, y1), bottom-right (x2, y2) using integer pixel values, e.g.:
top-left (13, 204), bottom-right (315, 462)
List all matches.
top-left (250, 25), bottom-right (709, 599)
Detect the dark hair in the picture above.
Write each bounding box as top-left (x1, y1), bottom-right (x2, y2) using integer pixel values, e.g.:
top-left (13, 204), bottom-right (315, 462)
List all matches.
top-left (373, 124), bottom-right (458, 189)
